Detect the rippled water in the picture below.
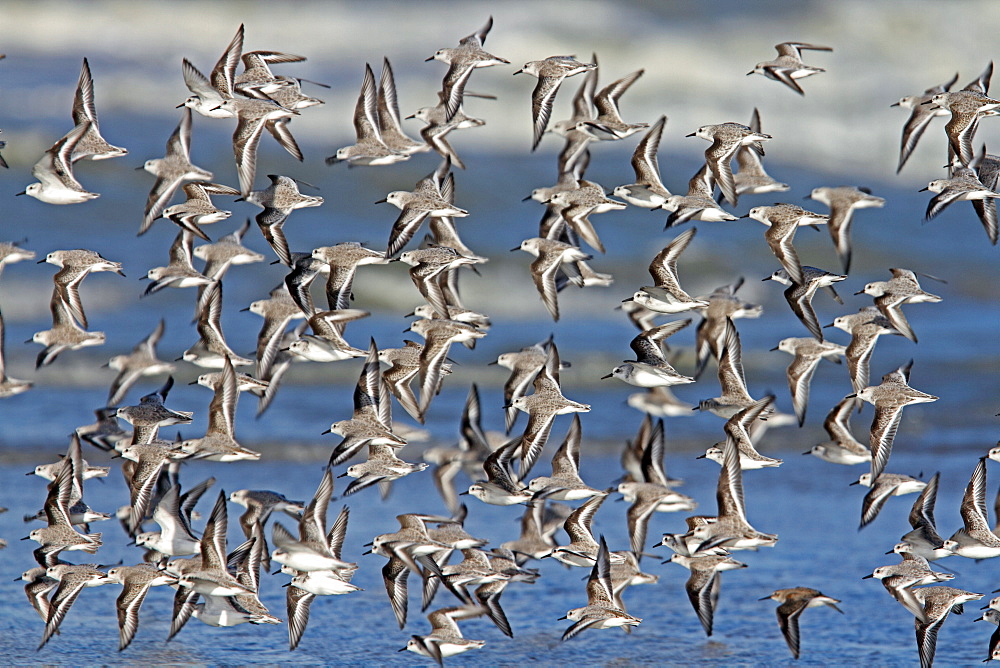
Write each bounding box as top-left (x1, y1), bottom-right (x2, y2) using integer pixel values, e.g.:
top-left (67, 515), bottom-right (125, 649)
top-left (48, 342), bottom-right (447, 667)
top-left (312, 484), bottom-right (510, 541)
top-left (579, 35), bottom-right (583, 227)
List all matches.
top-left (2, 447), bottom-right (999, 666)
top-left (1, 1), bottom-right (999, 666)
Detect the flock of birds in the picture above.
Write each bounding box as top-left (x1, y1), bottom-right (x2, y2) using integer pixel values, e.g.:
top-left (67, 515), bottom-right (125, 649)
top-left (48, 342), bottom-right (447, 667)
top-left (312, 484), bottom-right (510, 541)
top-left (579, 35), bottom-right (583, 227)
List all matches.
top-left (0, 17), bottom-right (998, 667)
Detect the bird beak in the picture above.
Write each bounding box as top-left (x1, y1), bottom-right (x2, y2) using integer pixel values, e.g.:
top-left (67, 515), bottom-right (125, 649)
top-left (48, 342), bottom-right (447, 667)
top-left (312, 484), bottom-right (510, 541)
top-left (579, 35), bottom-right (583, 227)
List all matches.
top-left (822, 322), bottom-right (834, 328)
top-left (848, 479), bottom-right (860, 486)
top-left (176, 102), bottom-right (185, 108)
top-left (374, 198), bottom-right (387, 204)
top-left (685, 132), bottom-right (696, 137)
top-left (600, 373), bottom-right (613, 379)
top-left (509, 246), bottom-right (521, 252)
top-left (513, 69), bottom-right (523, 75)
top-left (320, 428), bottom-right (331, 435)
top-left (768, 346), bottom-right (778, 351)
top-left (424, 56), bottom-right (434, 62)
top-left (861, 573), bottom-right (874, 579)
top-left (853, 289), bottom-right (865, 295)
top-left (885, 549), bottom-right (896, 555)
top-left (757, 595), bottom-right (771, 601)
top-left (14, 190), bottom-right (25, 196)
top-left (890, 101), bottom-right (900, 107)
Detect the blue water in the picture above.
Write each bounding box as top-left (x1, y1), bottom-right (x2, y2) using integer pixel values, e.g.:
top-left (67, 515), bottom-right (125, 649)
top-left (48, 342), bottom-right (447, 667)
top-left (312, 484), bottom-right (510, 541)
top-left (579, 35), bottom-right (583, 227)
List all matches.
top-left (1, 448), bottom-right (999, 666)
top-left (1, 1), bottom-right (999, 665)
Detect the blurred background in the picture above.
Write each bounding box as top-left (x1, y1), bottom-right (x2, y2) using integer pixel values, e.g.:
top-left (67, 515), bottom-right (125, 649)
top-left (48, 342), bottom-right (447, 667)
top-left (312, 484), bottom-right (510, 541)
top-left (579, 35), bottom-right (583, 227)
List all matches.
top-left (0, 1), bottom-right (999, 664)
top-left (0, 0), bottom-right (995, 454)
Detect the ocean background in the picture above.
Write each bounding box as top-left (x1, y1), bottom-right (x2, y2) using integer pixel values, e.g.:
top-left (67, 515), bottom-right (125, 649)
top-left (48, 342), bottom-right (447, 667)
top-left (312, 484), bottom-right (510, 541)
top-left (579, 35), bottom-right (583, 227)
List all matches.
top-left (0, 0), bottom-right (998, 664)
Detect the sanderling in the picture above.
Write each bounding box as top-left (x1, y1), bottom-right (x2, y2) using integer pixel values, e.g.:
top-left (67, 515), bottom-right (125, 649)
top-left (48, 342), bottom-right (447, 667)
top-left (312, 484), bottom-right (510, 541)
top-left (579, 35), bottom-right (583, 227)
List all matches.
top-left (665, 164), bottom-right (740, 227)
top-left (140, 108), bottom-right (213, 235)
top-left (428, 15), bottom-right (508, 122)
top-left (668, 552), bottom-right (747, 636)
top-left (765, 266), bottom-right (846, 342)
top-left (629, 228), bottom-right (709, 314)
top-left (514, 55), bottom-right (597, 150)
top-left (854, 360), bottom-right (938, 480)
top-left (70, 58), bottom-right (127, 162)
top-left (942, 458), bottom-right (1000, 559)
top-left (808, 186), bottom-right (885, 273)
top-left (559, 537), bottom-right (641, 640)
top-left (19, 121), bottom-right (98, 205)
top-left (748, 42), bottom-right (832, 95)
top-left (733, 108), bottom-right (789, 197)
top-left (805, 396), bottom-right (871, 465)
top-left (613, 116), bottom-right (672, 208)
top-left (891, 72), bottom-right (958, 173)
top-left (851, 471), bottom-right (925, 529)
top-left (327, 63), bottom-right (407, 167)
top-left (578, 68), bottom-right (648, 141)
top-left (604, 319), bottom-right (694, 388)
top-left (760, 587), bottom-right (843, 659)
top-left (527, 415), bottom-right (602, 501)
top-left (772, 337), bottom-right (846, 426)
top-left (688, 122), bottom-right (771, 206)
